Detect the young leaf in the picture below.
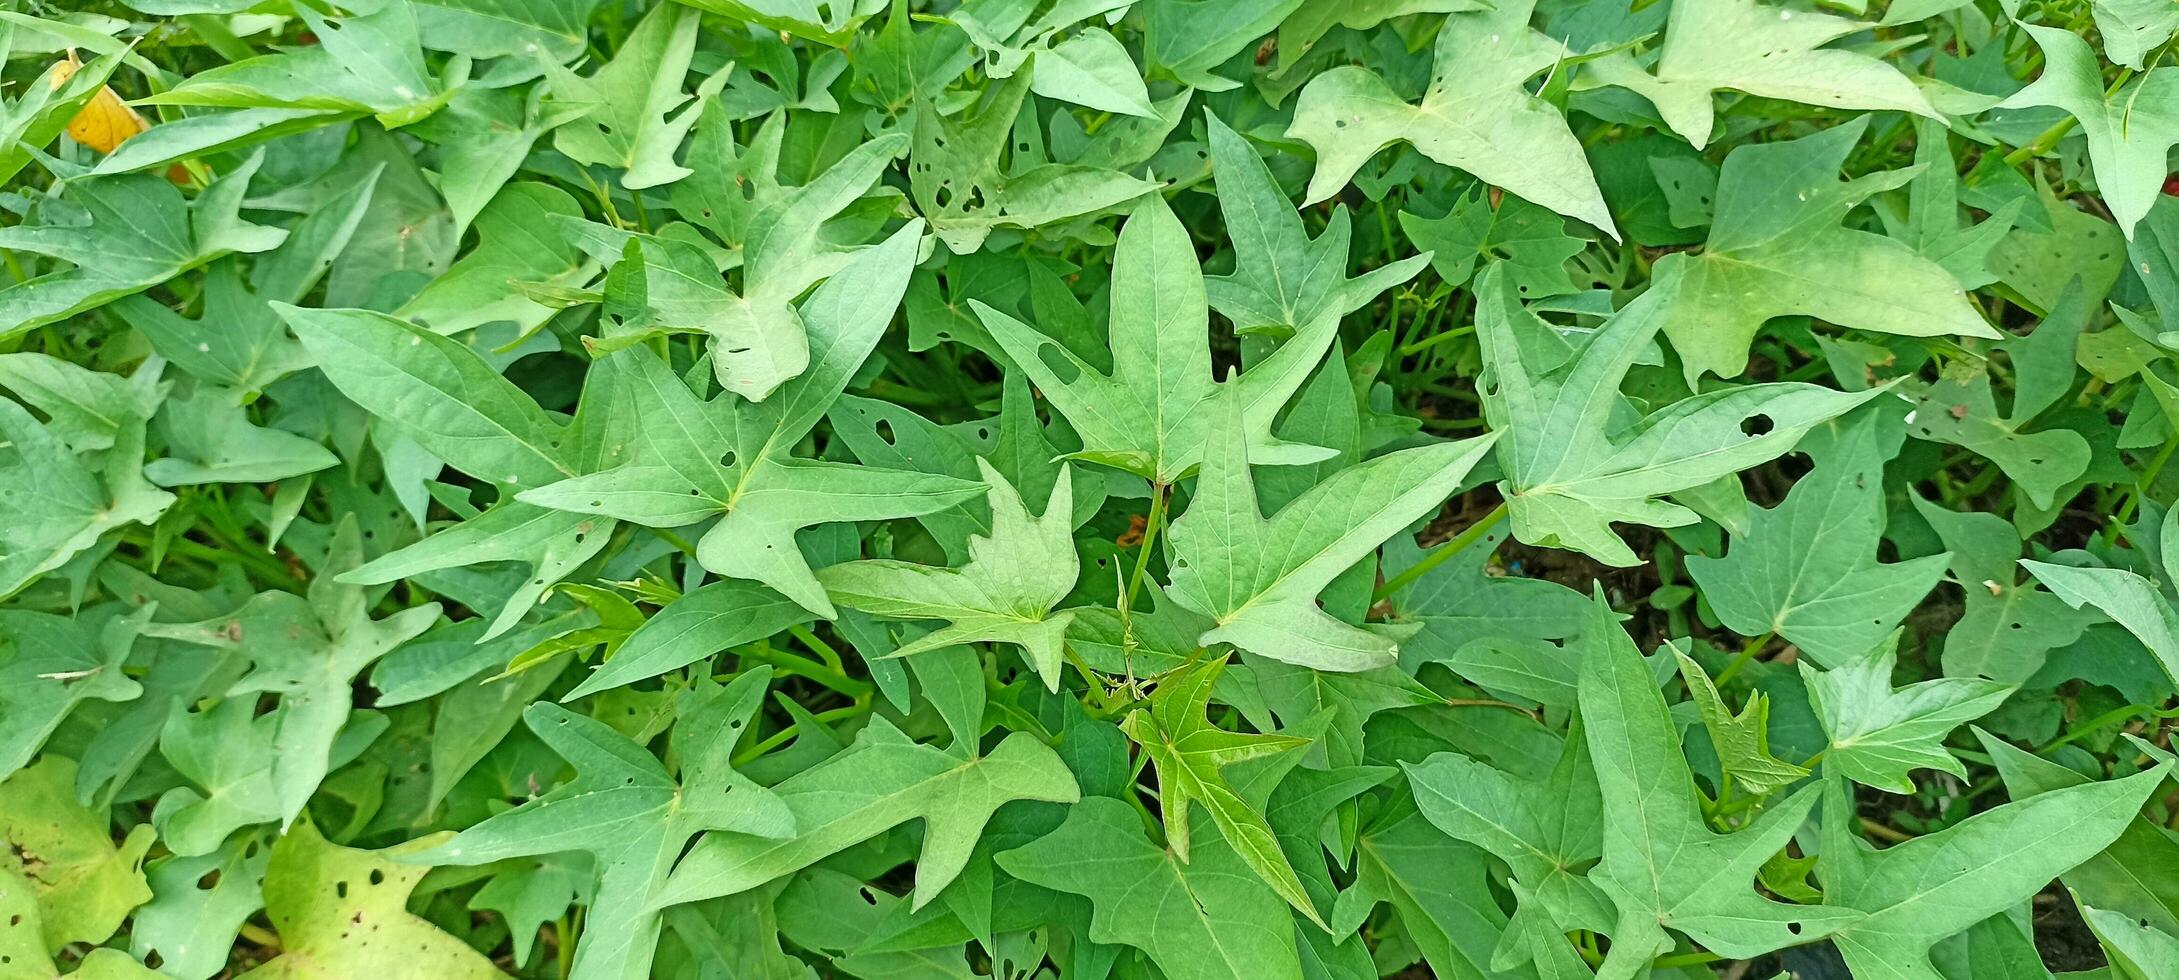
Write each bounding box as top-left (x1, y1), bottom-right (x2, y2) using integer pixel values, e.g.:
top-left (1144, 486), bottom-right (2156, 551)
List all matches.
top-left (1673, 645), bottom-right (1811, 797)
top-left (1287, 0), bottom-right (1617, 236)
top-left (1475, 265), bottom-right (1878, 567)
top-left (1164, 396), bottom-right (1495, 671)
top-left (1577, 593), bottom-right (1862, 978)
top-left (1117, 657), bottom-right (1322, 927)
top-left (1801, 634), bottom-right (2012, 794)
top-left (1651, 119), bottom-right (1999, 381)
top-left (819, 460), bottom-right (1079, 690)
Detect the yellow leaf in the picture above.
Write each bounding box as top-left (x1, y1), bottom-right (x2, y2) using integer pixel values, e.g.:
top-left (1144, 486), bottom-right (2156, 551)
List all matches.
top-left (52, 54), bottom-right (147, 154)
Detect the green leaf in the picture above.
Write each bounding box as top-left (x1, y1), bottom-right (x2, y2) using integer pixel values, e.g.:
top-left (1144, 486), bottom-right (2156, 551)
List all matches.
top-left (1673, 644), bottom-right (1811, 797)
top-left (1910, 493), bottom-right (2095, 682)
top-left (1975, 728), bottom-right (2179, 937)
top-left (0, 610), bottom-right (143, 784)
top-left (1164, 396), bottom-right (1494, 670)
top-left (130, 831), bottom-right (271, 980)
top-left (0, 159), bottom-right (285, 341)
top-left (241, 819), bottom-right (508, 980)
top-left (144, 387), bottom-right (339, 487)
top-left (0, 353), bottom-right (157, 453)
top-left (1031, 29), bottom-right (1156, 117)
top-left (1577, 593), bottom-right (1862, 977)
top-left (1998, 23), bottom-right (2179, 237)
top-left (674, 0), bottom-right (885, 45)
top-left (1905, 281), bottom-right (2093, 511)
top-left (1399, 185), bottom-right (1589, 298)
top-left (1287, 0), bottom-right (1617, 236)
top-left (0, 380), bottom-right (174, 601)
top-left (2084, 901), bottom-right (2179, 980)
top-left (567, 580), bottom-right (812, 699)
top-left (1330, 797), bottom-right (1523, 980)
top-left (518, 223), bottom-right (986, 616)
top-left (1117, 657), bottom-right (1320, 927)
top-left (1818, 762), bottom-right (2169, 980)
top-left (2092, 0), bottom-right (2179, 70)
top-left (1880, 117), bottom-right (2020, 292)
top-left (657, 718), bottom-right (1079, 910)
top-left (418, 671), bottom-right (793, 980)
top-left (1405, 727), bottom-right (1612, 973)
top-left (397, 182), bottom-right (594, 338)
top-left (997, 795), bottom-right (1303, 980)
top-left (975, 195), bottom-right (1344, 484)
top-left (1688, 410), bottom-right (1948, 666)
top-left (593, 122), bottom-right (910, 400)
top-left (1651, 119), bottom-right (1999, 381)
top-left (1380, 521), bottom-right (1591, 685)
top-left (144, 1), bottom-right (460, 128)
top-left (1476, 265), bottom-right (1878, 567)
top-left (1140, 0), bottom-right (1306, 92)
top-left (542, 3), bottom-right (726, 189)
top-left (149, 697), bottom-right (284, 857)
top-left (2022, 551), bottom-right (2179, 693)
top-left (1801, 634), bottom-right (2011, 794)
top-left (142, 519), bottom-right (442, 826)
top-left (909, 72), bottom-right (1160, 253)
top-left (1583, 0), bottom-right (1938, 150)
top-left (1204, 111), bottom-right (1430, 337)
top-left (820, 460), bottom-right (1079, 690)
top-left (1272, 0), bottom-right (1489, 78)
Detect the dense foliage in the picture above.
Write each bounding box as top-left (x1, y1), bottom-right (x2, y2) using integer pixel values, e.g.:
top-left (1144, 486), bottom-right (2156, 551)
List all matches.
top-left (4, 0), bottom-right (2179, 977)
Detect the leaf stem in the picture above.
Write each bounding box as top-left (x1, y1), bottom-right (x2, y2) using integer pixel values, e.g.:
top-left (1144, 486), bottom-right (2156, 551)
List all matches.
top-left (738, 642), bottom-right (871, 698)
top-left (1372, 502), bottom-right (1508, 602)
top-left (1122, 482), bottom-right (1170, 613)
top-left (731, 699), bottom-right (871, 765)
top-left (1712, 631), bottom-right (1775, 687)
top-left (788, 623), bottom-right (846, 675)
top-left (2002, 68), bottom-right (2134, 166)
top-left (2115, 432), bottom-right (2179, 529)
